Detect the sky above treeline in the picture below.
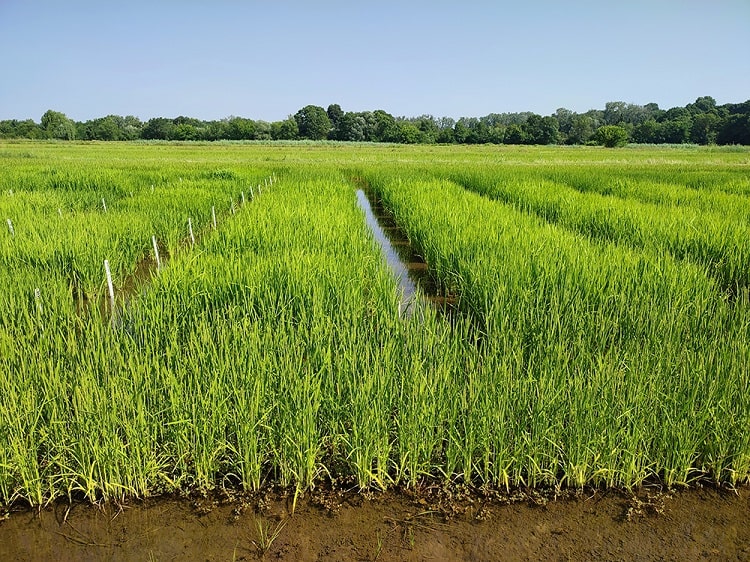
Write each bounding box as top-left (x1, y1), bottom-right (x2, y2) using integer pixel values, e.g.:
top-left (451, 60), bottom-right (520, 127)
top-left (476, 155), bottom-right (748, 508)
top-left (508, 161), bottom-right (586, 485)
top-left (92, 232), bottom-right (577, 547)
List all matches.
top-left (1, 0), bottom-right (749, 123)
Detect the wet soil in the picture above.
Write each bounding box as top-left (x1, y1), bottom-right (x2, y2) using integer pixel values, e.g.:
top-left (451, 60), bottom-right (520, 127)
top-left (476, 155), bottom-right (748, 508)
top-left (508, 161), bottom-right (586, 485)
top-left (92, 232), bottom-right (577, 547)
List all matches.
top-left (1, 485), bottom-right (748, 561)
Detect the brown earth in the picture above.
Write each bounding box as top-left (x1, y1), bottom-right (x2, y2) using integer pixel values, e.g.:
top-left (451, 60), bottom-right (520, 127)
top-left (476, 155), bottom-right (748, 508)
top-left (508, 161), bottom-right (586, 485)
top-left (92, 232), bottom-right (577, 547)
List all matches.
top-left (1, 484), bottom-right (748, 561)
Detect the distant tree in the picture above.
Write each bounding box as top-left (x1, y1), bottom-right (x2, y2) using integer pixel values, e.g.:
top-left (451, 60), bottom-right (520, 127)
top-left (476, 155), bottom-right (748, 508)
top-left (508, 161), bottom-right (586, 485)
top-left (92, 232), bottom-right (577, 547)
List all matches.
top-left (332, 112), bottom-right (367, 141)
top-left (436, 126), bottom-right (455, 144)
top-left (567, 115), bottom-right (596, 144)
top-left (643, 102), bottom-right (663, 119)
top-left (0, 119), bottom-right (42, 139)
top-left (660, 117), bottom-right (691, 143)
top-left (141, 117), bottom-right (175, 140)
top-left (294, 105), bottom-right (330, 140)
top-left (326, 104), bottom-right (344, 131)
top-left (90, 116), bottom-right (121, 140)
top-left (172, 123), bottom-right (198, 140)
top-left (555, 108), bottom-right (575, 138)
top-left (523, 114), bottom-right (560, 144)
top-left (717, 113), bottom-right (750, 145)
top-left (504, 124), bottom-right (527, 144)
top-left (41, 109), bottom-right (76, 140)
top-left (603, 101), bottom-right (628, 125)
top-left (690, 113), bottom-right (720, 144)
top-left (453, 119), bottom-right (471, 144)
top-left (271, 117), bottom-right (299, 140)
top-left (631, 119), bottom-right (661, 143)
top-left (413, 115), bottom-right (439, 143)
top-left (594, 125), bottom-right (629, 147)
top-left (687, 96), bottom-right (717, 114)
top-left (226, 117), bottom-right (257, 140)
top-left (201, 120), bottom-right (229, 141)
top-left (18, 119), bottom-right (44, 139)
top-left (397, 122), bottom-right (422, 144)
top-left (254, 120), bottom-right (272, 140)
top-left (121, 116), bottom-right (143, 140)
top-left (370, 110), bottom-right (400, 142)
top-left (0, 120), bottom-right (16, 138)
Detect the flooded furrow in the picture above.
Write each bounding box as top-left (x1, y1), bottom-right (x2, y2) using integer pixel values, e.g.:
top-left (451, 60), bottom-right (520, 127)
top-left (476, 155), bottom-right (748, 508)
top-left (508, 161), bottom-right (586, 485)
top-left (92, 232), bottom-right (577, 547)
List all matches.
top-left (355, 188), bottom-right (457, 317)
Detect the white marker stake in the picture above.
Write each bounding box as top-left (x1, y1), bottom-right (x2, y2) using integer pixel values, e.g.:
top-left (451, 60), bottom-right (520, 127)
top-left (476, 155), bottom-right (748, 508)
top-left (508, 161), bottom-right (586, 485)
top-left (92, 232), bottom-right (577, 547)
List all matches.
top-left (6, 218), bottom-right (14, 236)
top-left (34, 288), bottom-right (42, 314)
top-left (188, 218), bottom-right (195, 245)
top-left (241, 191), bottom-right (246, 205)
top-left (58, 208), bottom-right (62, 217)
top-left (102, 198), bottom-right (107, 213)
top-left (249, 187), bottom-right (255, 200)
top-left (212, 206), bottom-right (217, 230)
top-left (104, 259), bottom-right (115, 312)
top-left (152, 235), bottom-right (161, 271)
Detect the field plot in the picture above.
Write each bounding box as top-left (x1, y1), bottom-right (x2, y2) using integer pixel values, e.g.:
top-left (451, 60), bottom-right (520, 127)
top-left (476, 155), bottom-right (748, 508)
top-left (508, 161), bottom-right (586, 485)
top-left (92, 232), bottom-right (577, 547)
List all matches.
top-left (1, 142), bottom-right (749, 514)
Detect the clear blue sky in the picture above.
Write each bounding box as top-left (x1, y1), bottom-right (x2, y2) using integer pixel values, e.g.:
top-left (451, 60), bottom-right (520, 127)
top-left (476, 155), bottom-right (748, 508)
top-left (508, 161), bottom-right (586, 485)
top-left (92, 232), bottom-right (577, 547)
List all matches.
top-left (1, 0), bottom-right (749, 122)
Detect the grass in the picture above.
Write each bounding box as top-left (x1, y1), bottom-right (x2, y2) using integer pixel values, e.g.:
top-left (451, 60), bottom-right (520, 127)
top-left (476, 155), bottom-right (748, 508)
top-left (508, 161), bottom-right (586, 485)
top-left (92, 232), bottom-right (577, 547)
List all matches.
top-left (0, 141), bottom-right (749, 508)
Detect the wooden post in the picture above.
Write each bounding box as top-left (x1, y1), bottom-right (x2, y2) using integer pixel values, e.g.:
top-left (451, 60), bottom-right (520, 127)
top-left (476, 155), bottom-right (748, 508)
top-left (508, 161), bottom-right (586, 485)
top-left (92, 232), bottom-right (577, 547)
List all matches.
top-left (104, 259), bottom-right (115, 312)
top-left (34, 288), bottom-right (42, 314)
top-left (152, 235), bottom-right (161, 271)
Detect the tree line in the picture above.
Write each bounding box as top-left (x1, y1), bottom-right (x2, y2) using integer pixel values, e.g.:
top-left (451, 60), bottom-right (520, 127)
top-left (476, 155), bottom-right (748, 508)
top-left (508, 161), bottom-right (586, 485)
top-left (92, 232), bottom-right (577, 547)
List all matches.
top-left (1, 96), bottom-right (748, 146)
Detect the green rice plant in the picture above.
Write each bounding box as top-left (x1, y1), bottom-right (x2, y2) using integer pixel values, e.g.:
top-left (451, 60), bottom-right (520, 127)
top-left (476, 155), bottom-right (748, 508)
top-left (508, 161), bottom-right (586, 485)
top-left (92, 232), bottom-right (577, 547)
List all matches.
top-left (364, 168), bottom-right (750, 488)
top-left (1, 141), bottom-right (749, 507)
top-left (446, 168), bottom-right (750, 295)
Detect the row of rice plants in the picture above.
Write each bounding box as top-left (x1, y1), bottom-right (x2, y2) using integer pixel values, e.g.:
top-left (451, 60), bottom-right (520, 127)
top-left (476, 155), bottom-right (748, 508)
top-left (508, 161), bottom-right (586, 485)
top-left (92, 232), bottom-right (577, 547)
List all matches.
top-left (0, 155), bottom-right (266, 301)
top-left (443, 167), bottom-right (750, 296)
top-left (3, 143), bottom-right (749, 507)
top-left (0, 164), bottom-right (475, 504)
top-left (540, 160), bottom-right (750, 201)
top-left (363, 168), bottom-right (750, 488)
top-left (0, 152), bottom-right (273, 504)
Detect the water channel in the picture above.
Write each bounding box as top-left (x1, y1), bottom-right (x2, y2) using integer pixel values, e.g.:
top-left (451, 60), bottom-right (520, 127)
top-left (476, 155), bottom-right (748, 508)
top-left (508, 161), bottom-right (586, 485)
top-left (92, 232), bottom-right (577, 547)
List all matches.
top-left (355, 189), bottom-right (456, 317)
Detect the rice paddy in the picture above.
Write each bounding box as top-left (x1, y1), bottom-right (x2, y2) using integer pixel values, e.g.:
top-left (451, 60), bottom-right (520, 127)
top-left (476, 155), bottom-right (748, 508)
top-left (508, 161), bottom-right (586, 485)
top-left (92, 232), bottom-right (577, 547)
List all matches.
top-left (1, 141), bottom-right (749, 508)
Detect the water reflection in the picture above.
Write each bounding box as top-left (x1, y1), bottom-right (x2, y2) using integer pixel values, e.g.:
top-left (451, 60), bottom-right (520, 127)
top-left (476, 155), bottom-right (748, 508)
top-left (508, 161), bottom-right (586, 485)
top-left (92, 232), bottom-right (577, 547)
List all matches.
top-left (355, 189), bottom-right (456, 317)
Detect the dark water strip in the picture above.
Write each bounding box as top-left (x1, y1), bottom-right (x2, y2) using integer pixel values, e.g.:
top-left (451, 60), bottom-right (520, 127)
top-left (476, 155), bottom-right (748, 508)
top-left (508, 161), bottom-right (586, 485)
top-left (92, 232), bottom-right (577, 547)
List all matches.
top-left (355, 189), bottom-right (457, 317)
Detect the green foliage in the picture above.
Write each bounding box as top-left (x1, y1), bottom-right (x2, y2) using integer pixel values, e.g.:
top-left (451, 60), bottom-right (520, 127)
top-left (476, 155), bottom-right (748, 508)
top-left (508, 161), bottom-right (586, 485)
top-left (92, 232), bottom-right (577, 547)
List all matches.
top-left (0, 96), bottom-right (747, 146)
top-left (294, 105), bottom-right (331, 140)
top-left (326, 103), bottom-right (344, 129)
top-left (271, 118), bottom-right (298, 140)
top-left (40, 109), bottom-right (76, 140)
top-left (397, 122), bottom-right (422, 144)
top-left (1, 143), bottom-right (750, 505)
top-left (594, 125), bottom-right (629, 147)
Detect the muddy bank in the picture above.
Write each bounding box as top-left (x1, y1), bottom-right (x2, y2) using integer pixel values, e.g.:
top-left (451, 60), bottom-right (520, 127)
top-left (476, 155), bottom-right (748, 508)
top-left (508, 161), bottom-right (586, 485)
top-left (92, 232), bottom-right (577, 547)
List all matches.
top-left (2, 485), bottom-right (747, 561)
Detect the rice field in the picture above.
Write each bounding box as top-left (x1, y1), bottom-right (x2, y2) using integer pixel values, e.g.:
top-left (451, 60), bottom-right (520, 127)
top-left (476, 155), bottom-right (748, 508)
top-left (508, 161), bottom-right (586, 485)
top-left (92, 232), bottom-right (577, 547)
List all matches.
top-left (1, 141), bottom-right (749, 507)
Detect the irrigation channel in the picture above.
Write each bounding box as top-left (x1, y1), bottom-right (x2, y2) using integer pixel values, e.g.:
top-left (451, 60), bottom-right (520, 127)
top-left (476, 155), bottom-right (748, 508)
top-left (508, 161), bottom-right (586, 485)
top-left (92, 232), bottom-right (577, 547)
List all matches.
top-left (355, 188), bottom-right (457, 317)
top-left (71, 179), bottom-right (271, 322)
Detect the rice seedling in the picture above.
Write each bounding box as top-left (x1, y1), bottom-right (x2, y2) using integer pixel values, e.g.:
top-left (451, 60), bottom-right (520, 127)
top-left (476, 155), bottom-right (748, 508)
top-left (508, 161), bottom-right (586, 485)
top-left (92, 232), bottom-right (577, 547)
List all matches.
top-left (1, 141), bottom-right (748, 509)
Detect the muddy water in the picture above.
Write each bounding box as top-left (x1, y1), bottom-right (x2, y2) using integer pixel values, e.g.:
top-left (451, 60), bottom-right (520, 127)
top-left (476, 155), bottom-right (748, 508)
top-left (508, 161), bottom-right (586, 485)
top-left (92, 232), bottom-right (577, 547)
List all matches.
top-left (2, 486), bottom-right (748, 561)
top-left (356, 189), bottom-right (456, 317)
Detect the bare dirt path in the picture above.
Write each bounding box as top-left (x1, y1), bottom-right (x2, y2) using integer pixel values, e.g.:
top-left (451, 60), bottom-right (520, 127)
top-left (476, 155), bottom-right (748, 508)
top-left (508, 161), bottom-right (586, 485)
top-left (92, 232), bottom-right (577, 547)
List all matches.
top-left (1, 485), bottom-right (748, 561)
